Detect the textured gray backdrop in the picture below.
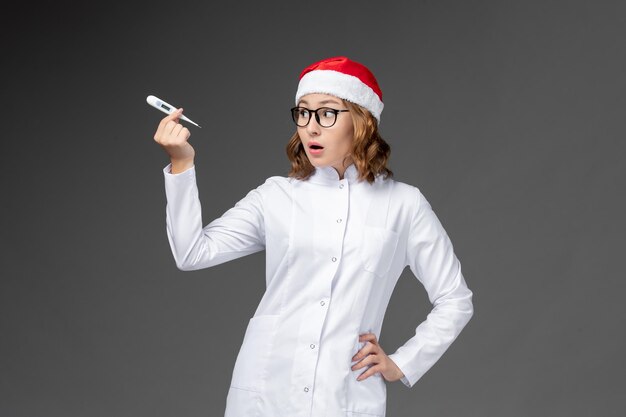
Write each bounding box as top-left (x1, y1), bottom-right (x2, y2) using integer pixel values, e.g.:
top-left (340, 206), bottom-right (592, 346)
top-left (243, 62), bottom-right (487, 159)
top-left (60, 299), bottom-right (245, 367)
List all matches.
top-left (2, 1), bottom-right (624, 416)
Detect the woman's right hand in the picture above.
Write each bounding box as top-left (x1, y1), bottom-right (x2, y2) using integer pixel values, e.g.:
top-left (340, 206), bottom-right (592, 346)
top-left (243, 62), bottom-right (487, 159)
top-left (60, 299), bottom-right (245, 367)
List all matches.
top-left (153, 108), bottom-right (195, 173)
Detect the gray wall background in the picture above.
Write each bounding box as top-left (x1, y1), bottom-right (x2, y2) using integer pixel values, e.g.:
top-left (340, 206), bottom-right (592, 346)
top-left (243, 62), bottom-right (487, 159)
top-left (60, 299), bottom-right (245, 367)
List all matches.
top-left (2, 1), bottom-right (624, 416)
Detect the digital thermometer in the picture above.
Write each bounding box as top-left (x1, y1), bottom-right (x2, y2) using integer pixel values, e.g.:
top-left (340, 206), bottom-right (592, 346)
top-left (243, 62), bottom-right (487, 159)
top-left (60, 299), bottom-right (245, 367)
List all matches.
top-left (146, 95), bottom-right (201, 128)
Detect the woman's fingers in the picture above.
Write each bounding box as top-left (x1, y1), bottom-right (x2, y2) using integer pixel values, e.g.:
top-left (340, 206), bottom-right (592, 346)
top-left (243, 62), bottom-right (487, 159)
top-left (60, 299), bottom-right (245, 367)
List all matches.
top-left (178, 126), bottom-right (190, 141)
top-left (359, 333), bottom-right (378, 345)
top-left (352, 341), bottom-right (377, 363)
top-left (356, 363), bottom-right (382, 381)
top-left (152, 107), bottom-right (195, 162)
top-left (351, 333), bottom-right (389, 381)
top-left (351, 333), bottom-right (378, 363)
top-left (350, 332), bottom-right (404, 383)
top-left (155, 113), bottom-right (191, 146)
top-left (154, 108), bottom-right (184, 142)
top-left (166, 107), bottom-right (183, 124)
top-left (170, 122), bottom-right (184, 139)
top-left (353, 351), bottom-right (378, 367)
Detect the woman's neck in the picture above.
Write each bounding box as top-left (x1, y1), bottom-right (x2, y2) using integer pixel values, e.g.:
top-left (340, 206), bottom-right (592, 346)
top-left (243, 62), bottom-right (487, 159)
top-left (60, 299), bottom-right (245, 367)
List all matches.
top-left (332, 158), bottom-right (354, 180)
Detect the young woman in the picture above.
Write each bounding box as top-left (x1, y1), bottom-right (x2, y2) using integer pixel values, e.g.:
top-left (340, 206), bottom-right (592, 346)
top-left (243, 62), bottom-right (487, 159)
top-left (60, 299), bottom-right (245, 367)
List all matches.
top-left (153, 56), bottom-right (474, 417)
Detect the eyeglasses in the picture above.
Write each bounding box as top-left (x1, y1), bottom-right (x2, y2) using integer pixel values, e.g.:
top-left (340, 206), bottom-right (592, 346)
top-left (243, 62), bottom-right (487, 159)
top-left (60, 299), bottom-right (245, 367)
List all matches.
top-left (290, 106), bottom-right (350, 128)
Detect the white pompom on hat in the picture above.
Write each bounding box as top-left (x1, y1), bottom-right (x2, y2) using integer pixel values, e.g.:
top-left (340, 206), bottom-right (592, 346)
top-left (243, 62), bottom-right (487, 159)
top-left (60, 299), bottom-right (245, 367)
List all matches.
top-left (295, 56), bottom-right (384, 123)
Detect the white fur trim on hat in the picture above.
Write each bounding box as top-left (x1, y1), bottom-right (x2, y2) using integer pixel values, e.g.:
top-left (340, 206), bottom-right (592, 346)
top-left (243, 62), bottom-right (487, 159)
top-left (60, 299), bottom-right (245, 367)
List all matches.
top-left (295, 69), bottom-right (384, 123)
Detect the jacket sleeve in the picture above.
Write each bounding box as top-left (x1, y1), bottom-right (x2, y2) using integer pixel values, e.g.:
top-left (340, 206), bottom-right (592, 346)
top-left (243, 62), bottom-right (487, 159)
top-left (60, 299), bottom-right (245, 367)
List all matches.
top-left (387, 187), bottom-right (474, 388)
top-left (163, 163), bottom-right (266, 271)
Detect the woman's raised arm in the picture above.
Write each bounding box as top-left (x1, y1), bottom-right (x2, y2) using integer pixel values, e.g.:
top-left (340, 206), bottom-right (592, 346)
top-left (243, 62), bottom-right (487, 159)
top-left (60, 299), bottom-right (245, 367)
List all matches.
top-left (154, 108), bottom-right (267, 271)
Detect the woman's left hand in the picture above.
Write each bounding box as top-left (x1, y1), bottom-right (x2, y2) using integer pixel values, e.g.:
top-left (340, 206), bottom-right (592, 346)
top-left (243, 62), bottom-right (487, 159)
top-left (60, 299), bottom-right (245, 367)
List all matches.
top-left (351, 333), bottom-right (405, 383)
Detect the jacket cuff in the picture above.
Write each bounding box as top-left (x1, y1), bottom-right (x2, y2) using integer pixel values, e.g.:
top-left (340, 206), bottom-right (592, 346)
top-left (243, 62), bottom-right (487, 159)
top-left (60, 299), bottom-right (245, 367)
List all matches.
top-left (163, 163), bottom-right (198, 202)
top-left (163, 162), bottom-right (195, 176)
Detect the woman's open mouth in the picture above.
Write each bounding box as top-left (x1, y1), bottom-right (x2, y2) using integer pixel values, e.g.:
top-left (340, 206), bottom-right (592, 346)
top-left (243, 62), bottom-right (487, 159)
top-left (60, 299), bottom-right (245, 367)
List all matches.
top-left (308, 142), bottom-right (324, 155)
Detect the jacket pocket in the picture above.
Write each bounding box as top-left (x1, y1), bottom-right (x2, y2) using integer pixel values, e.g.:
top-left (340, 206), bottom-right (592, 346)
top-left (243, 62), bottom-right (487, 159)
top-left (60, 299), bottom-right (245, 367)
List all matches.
top-left (230, 314), bottom-right (280, 392)
top-left (224, 385), bottom-right (261, 417)
top-left (360, 224), bottom-right (400, 277)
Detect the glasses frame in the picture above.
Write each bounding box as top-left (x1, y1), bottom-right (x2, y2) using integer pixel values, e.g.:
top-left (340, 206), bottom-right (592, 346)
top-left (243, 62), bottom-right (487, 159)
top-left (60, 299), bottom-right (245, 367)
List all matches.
top-left (290, 106), bottom-right (350, 128)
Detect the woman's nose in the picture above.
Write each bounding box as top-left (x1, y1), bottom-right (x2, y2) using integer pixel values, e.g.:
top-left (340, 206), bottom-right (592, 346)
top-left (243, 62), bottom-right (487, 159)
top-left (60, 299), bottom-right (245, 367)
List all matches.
top-left (306, 115), bottom-right (321, 136)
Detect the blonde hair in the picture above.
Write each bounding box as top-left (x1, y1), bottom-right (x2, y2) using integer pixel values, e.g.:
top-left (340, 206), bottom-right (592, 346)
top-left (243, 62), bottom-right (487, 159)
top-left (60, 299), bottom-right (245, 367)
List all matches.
top-left (285, 100), bottom-right (393, 184)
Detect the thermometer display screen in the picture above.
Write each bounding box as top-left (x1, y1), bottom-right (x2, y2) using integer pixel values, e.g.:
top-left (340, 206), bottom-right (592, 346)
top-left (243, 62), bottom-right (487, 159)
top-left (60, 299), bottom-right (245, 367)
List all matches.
top-left (161, 104), bottom-right (171, 110)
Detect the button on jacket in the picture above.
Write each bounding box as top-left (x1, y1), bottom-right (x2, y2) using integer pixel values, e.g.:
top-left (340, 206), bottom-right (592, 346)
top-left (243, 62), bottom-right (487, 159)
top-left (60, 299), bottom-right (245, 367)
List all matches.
top-left (162, 162), bottom-right (474, 417)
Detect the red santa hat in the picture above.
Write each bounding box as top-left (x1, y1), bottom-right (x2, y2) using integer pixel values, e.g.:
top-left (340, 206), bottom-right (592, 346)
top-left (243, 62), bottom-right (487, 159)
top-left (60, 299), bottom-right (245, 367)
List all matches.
top-left (295, 56), bottom-right (384, 123)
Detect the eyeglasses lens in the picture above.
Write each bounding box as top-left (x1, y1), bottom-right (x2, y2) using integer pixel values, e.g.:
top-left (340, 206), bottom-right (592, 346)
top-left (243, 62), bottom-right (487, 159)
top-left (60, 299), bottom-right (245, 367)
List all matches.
top-left (317, 109), bottom-right (337, 127)
top-left (292, 108), bottom-right (309, 127)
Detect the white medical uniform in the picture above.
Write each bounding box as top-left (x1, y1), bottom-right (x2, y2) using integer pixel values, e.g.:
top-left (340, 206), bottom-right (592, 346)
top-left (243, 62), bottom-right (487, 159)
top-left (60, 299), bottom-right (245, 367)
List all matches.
top-left (162, 162), bottom-right (474, 417)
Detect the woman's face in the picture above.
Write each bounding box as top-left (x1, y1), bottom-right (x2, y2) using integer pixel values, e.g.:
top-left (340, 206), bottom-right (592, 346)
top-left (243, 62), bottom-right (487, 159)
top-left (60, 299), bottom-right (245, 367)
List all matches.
top-left (297, 93), bottom-right (354, 175)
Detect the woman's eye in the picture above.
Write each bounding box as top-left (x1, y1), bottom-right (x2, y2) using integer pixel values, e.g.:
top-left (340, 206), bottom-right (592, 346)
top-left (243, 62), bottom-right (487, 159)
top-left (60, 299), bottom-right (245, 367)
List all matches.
top-left (298, 109), bottom-right (309, 118)
top-left (322, 109), bottom-right (335, 118)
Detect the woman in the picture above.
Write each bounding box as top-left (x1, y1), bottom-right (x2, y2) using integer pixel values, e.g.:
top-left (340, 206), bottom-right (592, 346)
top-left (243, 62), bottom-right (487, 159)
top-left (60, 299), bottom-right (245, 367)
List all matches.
top-left (153, 56), bottom-right (474, 417)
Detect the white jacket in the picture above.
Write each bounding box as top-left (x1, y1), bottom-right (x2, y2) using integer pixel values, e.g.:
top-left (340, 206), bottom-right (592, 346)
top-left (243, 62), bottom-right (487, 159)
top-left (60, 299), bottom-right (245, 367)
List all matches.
top-left (163, 162), bottom-right (474, 417)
